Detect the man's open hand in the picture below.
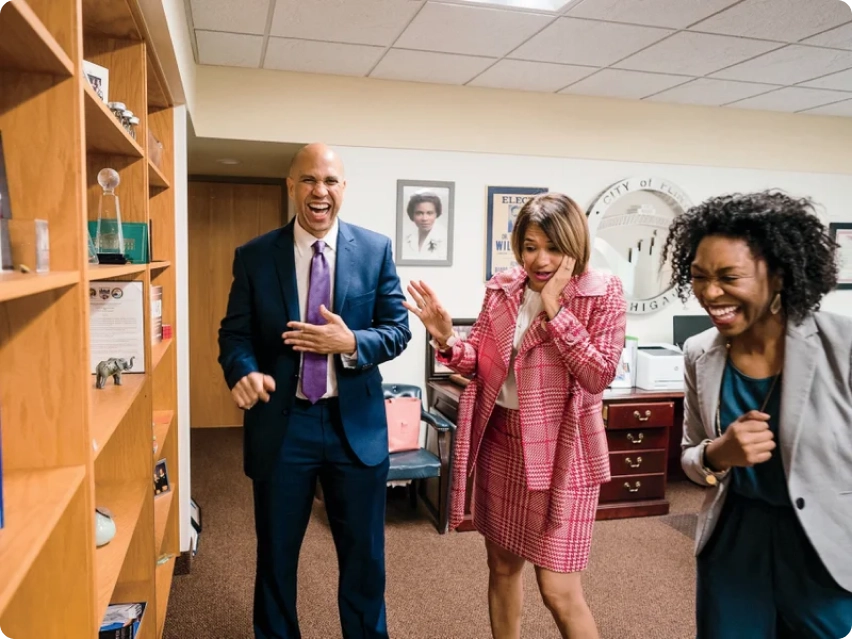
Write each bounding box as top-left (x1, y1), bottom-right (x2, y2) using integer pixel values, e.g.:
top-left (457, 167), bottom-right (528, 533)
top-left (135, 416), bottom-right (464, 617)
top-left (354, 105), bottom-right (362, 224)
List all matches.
top-left (282, 305), bottom-right (357, 355)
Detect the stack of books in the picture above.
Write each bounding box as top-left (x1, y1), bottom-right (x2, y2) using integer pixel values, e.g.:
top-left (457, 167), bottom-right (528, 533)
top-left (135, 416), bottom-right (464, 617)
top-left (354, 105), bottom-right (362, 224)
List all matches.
top-left (99, 602), bottom-right (146, 638)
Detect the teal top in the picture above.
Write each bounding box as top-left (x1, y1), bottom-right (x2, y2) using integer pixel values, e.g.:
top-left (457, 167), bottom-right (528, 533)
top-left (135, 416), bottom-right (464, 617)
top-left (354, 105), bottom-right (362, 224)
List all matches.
top-left (719, 361), bottom-right (790, 507)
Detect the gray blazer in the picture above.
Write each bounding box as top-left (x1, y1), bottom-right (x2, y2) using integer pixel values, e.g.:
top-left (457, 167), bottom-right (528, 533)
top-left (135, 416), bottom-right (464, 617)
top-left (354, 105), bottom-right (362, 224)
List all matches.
top-left (682, 311), bottom-right (852, 592)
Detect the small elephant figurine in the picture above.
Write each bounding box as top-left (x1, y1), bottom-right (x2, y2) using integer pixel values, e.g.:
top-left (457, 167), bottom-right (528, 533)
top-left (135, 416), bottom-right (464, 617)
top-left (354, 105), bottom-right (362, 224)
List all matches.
top-left (95, 356), bottom-right (135, 389)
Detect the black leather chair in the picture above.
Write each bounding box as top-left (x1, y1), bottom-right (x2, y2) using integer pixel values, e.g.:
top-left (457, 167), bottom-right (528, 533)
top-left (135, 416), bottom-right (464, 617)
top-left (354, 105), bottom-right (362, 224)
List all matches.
top-left (383, 383), bottom-right (455, 533)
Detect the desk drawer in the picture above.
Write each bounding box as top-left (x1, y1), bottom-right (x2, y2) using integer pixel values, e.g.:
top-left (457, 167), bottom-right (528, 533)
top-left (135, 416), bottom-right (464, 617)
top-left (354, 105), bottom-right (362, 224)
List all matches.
top-left (605, 401), bottom-right (674, 430)
top-left (609, 450), bottom-right (666, 476)
top-left (600, 473), bottom-right (666, 503)
top-left (606, 428), bottom-right (668, 451)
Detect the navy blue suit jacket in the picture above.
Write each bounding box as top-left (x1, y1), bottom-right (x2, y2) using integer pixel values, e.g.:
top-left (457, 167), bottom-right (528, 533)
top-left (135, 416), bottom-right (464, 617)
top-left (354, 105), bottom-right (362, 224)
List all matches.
top-left (218, 219), bottom-right (412, 480)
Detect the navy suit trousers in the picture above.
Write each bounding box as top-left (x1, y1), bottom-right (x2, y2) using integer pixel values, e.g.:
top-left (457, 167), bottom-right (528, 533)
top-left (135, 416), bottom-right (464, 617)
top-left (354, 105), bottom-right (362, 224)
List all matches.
top-left (252, 398), bottom-right (390, 639)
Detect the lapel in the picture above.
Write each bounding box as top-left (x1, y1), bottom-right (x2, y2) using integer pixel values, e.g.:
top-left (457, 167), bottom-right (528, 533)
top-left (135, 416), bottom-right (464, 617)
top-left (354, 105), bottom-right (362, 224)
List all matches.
top-left (695, 334), bottom-right (728, 440)
top-left (273, 222), bottom-right (300, 324)
top-left (779, 315), bottom-right (819, 470)
top-left (517, 269), bottom-right (609, 356)
top-left (487, 270), bottom-right (524, 368)
top-left (333, 222), bottom-right (356, 314)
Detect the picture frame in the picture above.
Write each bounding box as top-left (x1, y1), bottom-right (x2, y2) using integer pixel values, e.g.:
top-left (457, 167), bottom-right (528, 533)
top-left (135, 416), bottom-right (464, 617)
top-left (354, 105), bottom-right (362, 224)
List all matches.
top-left (830, 222), bottom-right (852, 290)
top-left (154, 458), bottom-right (171, 496)
top-left (485, 186), bottom-right (548, 281)
top-left (82, 59), bottom-right (109, 103)
top-left (426, 318), bottom-right (476, 380)
top-left (395, 179), bottom-right (454, 267)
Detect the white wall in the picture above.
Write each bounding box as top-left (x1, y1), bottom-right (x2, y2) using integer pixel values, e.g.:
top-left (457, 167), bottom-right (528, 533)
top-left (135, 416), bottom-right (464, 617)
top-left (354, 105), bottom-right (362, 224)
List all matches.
top-left (330, 145), bottom-right (852, 391)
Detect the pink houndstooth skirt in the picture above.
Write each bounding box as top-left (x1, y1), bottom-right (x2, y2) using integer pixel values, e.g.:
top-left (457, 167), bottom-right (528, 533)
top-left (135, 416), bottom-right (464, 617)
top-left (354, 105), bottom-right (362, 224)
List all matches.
top-left (473, 405), bottom-right (600, 573)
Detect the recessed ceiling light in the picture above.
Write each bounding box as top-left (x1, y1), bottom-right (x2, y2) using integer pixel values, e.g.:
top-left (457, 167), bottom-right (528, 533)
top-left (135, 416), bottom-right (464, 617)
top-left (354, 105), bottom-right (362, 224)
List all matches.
top-left (217, 158), bottom-right (239, 165)
top-left (451, 0), bottom-right (579, 12)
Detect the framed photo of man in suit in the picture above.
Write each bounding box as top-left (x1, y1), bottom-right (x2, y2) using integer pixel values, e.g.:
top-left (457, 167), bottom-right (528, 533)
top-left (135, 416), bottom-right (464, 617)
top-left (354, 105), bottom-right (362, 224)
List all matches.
top-left (396, 179), bottom-right (454, 267)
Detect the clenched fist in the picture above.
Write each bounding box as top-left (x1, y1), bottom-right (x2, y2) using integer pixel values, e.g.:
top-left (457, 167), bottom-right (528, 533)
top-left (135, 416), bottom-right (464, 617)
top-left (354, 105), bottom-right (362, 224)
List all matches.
top-left (705, 410), bottom-right (776, 471)
top-left (231, 372), bottom-right (276, 410)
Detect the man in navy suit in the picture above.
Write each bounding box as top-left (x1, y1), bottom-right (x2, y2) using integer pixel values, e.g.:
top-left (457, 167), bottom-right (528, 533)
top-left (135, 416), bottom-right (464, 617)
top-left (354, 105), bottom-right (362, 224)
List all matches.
top-left (218, 143), bottom-right (411, 639)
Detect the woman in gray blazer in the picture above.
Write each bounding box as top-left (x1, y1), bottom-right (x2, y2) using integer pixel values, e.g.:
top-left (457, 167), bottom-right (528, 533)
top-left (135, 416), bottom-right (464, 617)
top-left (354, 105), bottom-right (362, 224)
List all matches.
top-left (661, 191), bottom-right (852, 639)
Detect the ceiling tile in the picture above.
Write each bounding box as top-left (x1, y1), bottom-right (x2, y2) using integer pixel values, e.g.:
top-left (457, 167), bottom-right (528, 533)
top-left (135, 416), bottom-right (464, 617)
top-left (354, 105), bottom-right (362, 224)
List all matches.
top-left (510, 17), bottom-right (671, 66)
top-left (801, 67), bottom-right (852, 91)
top-left (566, 0), bottom-right (740, 29)
top-left (395, 3), bottom-right (553, 57)
top-left (469, 60), bottom-right (594, 92)
top-left (645, 78), bottom-right (779, 106)
top-left (726, 86), bottom-right (850, 112)
top-left (370, 49), bottom-right (495, 85)
top-left (270, 0), bottom-right (421, 46)
top-left (690, 0), bottom-right (851, 42)
top-left (189, 0), bottom-right (270, 35)
top-left (800, 98), bottom-right (852, 116)
top-left (712, 45), bottom-right (852, 84)
top-left (802, 22), bottom-right (852, 50)
top-left (560, 69), bottom-right (690, 99)
top-left (196, 31), bottom-right (263, 67)
top-left (615, 32), bottom-right (779, 76)
top-left (264, 39), bottom-right (384, 76)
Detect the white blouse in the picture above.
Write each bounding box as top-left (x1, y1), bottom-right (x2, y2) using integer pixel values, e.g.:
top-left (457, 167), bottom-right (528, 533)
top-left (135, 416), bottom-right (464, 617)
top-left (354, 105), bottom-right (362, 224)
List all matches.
top-left (496, 287), bottom-right (544, 410)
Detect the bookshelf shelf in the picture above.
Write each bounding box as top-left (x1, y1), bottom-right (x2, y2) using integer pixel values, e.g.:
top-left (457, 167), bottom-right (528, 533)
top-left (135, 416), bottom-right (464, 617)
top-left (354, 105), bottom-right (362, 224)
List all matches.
top-left (149, 159), bottom-right (170, 189)
top-left (154, 491), bottom-right (174, 555)
top-left (0, 466), bottom-right (86, 615)
top-left (0, 270), bottom-right (79, 303)
top-left (152, 410), bottom-right (174, 461)
top-left (0, 1), bottom-right (75, 76)
top-left (152, 338), bottom-right (173, 371)
top-left (95, 480), bottom-right (149, 620)
top-left (87, 262), bottom-right (148, 281)
top-left (90, 374), bottom-right (147, 458)
top-left (84, 82), bottom-right (144, 158)
top-left (150, 261), bottom-right (171, 272)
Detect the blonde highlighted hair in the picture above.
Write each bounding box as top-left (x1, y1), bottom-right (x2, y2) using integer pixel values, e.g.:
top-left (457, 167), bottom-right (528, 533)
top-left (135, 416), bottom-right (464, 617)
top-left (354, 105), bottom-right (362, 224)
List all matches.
top-left (510, 192), bottom-right (590, 276)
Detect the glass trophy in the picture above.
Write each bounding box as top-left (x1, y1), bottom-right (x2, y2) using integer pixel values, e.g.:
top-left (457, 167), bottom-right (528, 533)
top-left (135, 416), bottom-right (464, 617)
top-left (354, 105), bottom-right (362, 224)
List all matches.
top-left (95, 168), bottom-right (127, 264)
top-left (87, 228), bottom-right (99, 264)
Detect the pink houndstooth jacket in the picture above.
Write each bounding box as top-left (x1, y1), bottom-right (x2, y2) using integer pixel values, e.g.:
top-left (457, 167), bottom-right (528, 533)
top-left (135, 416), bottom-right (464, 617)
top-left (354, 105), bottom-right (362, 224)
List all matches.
top-left (437, 266), bottom-right (627, 531)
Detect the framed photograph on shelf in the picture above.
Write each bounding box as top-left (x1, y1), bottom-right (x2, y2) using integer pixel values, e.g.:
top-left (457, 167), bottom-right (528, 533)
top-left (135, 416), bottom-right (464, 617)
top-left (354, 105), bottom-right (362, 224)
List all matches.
top-left (396, 179), bottom-right (454, 267)
top-left (830, 222), bottom-right (852, 290)
top-left (154, 458), bottom-right (171, 496)
top-left (82, 60), bottom-right (109, 102)
top-left (485, 186), bottom-right (548, 281)
top-left (426, 318), bottom-right (476, 380)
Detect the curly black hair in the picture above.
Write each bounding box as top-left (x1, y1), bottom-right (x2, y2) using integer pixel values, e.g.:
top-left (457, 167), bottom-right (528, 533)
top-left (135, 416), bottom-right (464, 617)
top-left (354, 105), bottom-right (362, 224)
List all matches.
top-left (661, 191), bottom-right (838, 324)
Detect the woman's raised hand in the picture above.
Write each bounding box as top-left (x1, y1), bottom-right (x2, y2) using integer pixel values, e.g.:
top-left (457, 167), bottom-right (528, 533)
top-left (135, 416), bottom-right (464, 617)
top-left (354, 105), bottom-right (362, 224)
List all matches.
top-left (403, 280), bottom-right (453, 342)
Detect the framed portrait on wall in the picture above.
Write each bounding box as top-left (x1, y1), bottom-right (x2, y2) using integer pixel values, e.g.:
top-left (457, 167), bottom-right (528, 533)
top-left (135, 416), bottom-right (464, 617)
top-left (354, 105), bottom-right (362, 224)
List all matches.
top-left (830, 222), bottom-right (852, 290)
top-left (396, 179), bottom-right (454, 267)
top-left (426, 318), bottom-right (475, 380)
top-left (485, 186), bottom-right (548, 281)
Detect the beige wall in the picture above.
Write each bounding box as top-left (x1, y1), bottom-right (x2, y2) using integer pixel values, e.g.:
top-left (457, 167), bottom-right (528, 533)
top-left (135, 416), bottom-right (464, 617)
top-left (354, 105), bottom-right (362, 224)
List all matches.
top-left (192, 65), bottom-right (852, 175)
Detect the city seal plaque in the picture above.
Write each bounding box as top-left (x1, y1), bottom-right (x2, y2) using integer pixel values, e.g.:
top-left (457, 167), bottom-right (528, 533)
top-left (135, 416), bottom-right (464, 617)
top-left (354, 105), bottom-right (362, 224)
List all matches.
top-left (586, 177), bottom-right (692, 314)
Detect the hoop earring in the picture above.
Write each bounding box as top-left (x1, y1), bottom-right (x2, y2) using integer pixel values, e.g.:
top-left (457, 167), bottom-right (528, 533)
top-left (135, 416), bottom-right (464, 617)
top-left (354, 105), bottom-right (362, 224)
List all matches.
top-left (770, 292), bottom-right (782, 315)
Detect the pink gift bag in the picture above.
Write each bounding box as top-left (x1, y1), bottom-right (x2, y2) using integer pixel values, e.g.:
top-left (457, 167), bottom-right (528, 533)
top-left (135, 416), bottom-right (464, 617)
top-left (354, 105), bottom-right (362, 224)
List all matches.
top-left (385, 397), bottom-right (421, 453)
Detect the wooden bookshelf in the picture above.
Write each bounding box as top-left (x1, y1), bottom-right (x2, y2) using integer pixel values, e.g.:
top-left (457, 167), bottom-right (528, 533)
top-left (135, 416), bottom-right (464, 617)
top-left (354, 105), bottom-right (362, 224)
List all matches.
top-left (0, 0), bottom-right (180, 636)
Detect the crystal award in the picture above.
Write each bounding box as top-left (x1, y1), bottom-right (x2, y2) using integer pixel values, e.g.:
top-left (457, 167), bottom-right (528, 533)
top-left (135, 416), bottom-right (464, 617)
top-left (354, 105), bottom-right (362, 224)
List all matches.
top-left (95, 168), bottom-right (127, 264)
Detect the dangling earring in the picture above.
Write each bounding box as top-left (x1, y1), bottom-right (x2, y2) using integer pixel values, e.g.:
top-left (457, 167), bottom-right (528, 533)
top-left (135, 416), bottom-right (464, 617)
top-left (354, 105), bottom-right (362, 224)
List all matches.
top-left (770, 292), bottom-right (782, 315)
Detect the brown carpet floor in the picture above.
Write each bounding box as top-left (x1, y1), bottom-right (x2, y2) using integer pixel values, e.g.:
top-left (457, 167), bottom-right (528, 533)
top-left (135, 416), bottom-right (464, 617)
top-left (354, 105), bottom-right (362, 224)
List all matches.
top-left (165, 428), bottom-right (705, 639)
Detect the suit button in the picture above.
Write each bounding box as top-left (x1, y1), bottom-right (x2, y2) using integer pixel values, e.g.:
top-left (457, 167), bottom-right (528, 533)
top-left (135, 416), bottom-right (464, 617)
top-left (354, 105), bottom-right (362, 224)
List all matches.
top-left (795, 498), bottom-right (805, 509)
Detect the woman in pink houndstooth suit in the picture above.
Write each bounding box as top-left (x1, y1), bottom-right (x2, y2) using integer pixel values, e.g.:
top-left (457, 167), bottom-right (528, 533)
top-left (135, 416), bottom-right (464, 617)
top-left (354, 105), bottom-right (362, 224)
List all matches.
top-left (405, 193), bottom-right (627, 639)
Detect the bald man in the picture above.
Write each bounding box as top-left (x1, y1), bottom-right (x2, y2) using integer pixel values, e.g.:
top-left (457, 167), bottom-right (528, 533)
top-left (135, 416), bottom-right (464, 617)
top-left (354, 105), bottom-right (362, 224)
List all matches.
top-left (218, 143), bottom-right (411, 639)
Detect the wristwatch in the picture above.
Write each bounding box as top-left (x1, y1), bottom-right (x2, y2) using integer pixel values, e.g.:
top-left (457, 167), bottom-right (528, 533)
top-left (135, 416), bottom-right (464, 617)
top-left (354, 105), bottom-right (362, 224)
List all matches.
top-left (698, 439), bottom-right (728, 486)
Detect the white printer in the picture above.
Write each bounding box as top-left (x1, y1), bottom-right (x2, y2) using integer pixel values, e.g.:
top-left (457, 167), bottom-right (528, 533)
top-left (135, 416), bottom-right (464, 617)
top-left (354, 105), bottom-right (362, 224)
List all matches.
top-left (635, 344), bottom-right (684, 391)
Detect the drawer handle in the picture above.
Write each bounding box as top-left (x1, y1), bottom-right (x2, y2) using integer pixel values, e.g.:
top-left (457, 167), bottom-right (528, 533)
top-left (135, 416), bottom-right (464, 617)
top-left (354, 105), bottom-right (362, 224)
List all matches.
top-left (625, 456), bottom-right (642, 468)
top-left (627, 432), bottom-right (644, 445)
top-left (624, 481), bottom-right (642, 493)
top-left (634, 409), bottom-right (651, 422)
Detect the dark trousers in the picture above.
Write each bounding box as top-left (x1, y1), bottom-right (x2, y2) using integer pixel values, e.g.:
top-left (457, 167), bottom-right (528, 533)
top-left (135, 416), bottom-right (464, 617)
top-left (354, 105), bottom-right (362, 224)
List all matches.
top-left (252, 398), bottom-right (390, 639)
top-left (697, 492), bottom-right (852, 639)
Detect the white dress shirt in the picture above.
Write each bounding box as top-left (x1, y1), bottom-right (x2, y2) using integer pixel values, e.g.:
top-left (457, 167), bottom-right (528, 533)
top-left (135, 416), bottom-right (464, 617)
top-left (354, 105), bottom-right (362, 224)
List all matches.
top-left (293, 218), bottom-right (356, 400)
top-left (495, 287), bottom-right (543, 410)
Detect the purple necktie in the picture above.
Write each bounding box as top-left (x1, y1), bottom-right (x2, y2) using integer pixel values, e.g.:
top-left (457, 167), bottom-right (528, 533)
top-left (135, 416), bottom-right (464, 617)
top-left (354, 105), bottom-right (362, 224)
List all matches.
top-left (302, 240), bottom-right (330, 403)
